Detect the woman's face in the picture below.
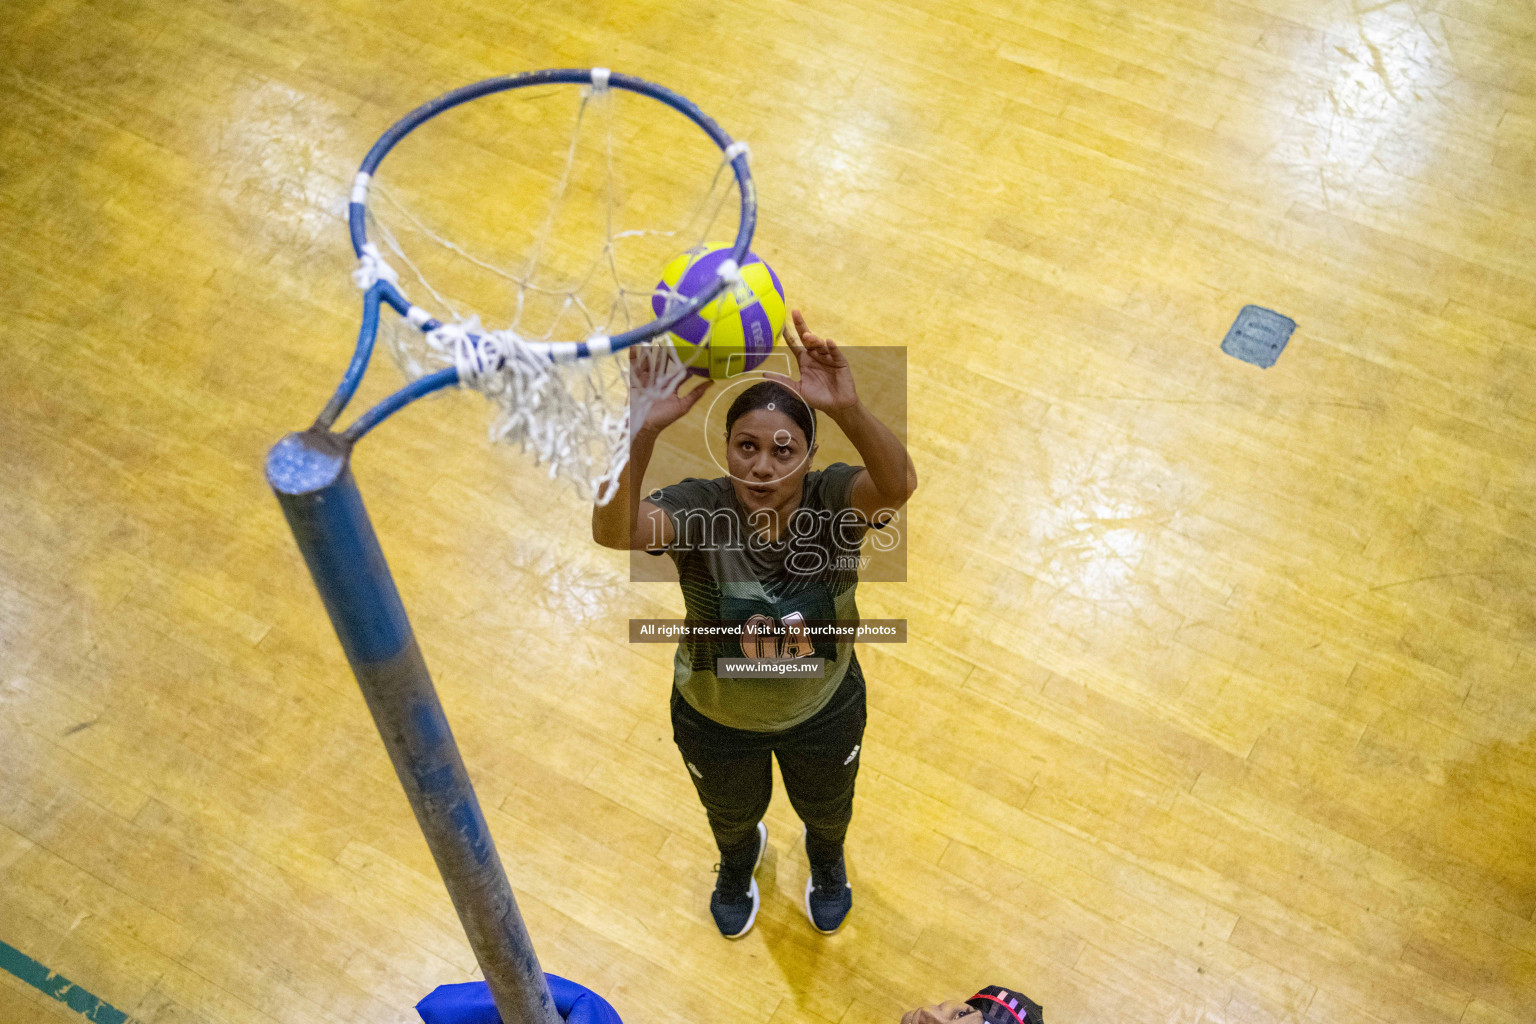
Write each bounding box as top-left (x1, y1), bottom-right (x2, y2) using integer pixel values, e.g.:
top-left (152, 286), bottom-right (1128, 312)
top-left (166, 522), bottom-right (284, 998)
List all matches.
top-left (900, 1002), bottom-right (982, 1024)
top-left (725, 406), bottom-right (813, 514)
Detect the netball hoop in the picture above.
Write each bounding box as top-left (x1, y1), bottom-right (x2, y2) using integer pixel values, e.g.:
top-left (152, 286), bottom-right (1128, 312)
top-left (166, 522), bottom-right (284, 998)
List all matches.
top-left (265, 69), bottom-right (759, 1024)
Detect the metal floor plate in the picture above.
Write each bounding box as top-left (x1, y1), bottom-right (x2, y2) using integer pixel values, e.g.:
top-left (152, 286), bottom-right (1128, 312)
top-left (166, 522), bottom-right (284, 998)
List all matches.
top-left (1221, 305), bottom-right (1296, 368)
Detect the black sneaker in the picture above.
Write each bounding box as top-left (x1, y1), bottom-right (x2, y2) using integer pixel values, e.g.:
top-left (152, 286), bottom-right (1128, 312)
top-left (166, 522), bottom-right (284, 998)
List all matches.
top-left (710, 821), bottom-right (767, 939)
top-left (803, 832), bottom-right (852, 934)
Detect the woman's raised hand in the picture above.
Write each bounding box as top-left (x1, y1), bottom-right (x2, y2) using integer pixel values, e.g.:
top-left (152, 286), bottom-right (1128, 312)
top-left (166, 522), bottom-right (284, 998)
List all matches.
top-left (765, 309), bottom-right (859, 413)
top-left (631, 344), bottom-right (711, 435)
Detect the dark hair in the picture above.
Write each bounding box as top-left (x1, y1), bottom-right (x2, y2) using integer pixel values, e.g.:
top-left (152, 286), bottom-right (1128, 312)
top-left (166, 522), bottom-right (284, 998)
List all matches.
top-left (724, 380), bottom-right (816, 448)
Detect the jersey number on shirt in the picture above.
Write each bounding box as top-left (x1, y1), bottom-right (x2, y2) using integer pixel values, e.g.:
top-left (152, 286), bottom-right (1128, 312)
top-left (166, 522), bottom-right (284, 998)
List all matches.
top-left (740, 611), bottom-right (815, 659)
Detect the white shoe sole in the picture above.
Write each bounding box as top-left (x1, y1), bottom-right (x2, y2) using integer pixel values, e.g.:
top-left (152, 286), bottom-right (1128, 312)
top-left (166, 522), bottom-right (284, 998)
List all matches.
top-left (722, 821), bottom-right (768, 940)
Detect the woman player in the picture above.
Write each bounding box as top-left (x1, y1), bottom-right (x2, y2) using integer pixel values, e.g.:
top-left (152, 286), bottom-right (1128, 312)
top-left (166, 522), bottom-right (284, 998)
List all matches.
top-left (592, 310), bottom-right (916, 938)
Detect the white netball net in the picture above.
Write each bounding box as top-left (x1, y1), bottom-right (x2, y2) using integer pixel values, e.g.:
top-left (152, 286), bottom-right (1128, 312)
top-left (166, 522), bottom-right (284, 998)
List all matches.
top-left (354, 76), bottom-right (749, 504)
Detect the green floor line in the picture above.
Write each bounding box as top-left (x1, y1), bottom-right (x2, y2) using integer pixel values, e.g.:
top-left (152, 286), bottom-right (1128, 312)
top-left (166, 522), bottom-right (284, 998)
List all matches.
top-left (0, 938), bottom-right (133, 1024)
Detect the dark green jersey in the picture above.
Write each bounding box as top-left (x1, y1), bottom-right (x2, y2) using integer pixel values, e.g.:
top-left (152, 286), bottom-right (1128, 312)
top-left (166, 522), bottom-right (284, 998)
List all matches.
top-left (649, 463), bottom-right (868, 731)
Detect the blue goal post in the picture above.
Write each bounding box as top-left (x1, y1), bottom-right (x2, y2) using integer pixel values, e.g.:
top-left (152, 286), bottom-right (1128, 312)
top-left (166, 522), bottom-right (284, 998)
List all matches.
top-left (266, 68), bottom-right (757, 1024)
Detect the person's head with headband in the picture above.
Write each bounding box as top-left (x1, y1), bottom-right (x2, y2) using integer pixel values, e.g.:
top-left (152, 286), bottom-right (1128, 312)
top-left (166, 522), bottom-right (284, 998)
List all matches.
top-left (900, 985), bottom-right (1044, 1024)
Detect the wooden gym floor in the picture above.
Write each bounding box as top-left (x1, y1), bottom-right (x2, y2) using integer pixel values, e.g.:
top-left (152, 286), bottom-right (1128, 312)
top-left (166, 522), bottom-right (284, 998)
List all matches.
top-left (3, 1), bottom-right (1535, 1022)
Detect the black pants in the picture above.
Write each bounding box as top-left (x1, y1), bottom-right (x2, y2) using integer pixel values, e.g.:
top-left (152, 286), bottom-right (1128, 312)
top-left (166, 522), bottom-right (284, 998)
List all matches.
top-left (671, 658), bottom-right (867, 869)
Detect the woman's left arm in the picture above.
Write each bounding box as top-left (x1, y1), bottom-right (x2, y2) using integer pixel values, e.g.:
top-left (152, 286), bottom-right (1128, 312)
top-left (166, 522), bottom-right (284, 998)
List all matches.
top-left (831, 400), bottom-right (917, 521)
top-left (770, 309), bottom-right (917, 523)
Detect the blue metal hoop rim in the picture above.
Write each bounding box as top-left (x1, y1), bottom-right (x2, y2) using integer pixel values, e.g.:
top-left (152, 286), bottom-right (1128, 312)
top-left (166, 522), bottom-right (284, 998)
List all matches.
top-left (319, 68), bottom-right (758, 439)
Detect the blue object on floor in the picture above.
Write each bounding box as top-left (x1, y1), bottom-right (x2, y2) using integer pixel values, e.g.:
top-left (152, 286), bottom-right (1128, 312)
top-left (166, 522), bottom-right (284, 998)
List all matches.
top-left (1221, 305), bottom-right (1296, 368)
top-left (417, 976), bottom-right (623, 1024)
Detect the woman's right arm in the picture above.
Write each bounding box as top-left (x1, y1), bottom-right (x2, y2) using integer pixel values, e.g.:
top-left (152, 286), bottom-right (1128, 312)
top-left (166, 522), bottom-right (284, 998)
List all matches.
top-left (591, 425), bottom-right (673, 550)
top-left (592, 352), bottom-right (712, 550)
